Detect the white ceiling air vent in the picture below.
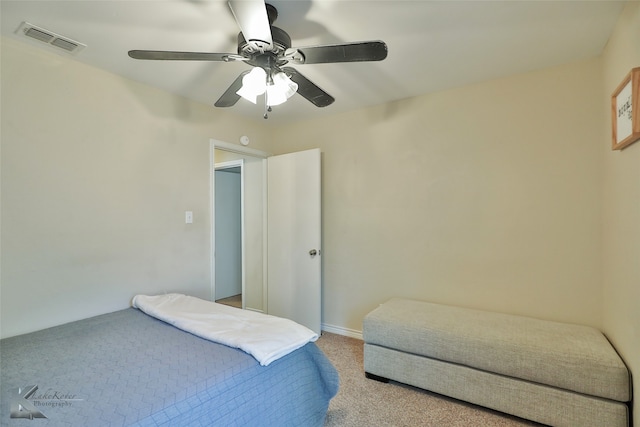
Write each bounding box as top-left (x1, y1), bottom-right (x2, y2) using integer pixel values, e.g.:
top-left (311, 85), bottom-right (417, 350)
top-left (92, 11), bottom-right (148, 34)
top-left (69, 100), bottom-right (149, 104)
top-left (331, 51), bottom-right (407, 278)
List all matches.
top-left (15, 22), bottom-right (86, 55)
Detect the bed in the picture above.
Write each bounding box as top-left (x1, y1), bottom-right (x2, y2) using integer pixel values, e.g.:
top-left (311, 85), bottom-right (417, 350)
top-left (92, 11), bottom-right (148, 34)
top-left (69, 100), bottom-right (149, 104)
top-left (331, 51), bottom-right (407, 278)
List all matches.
top-left (0, 298), bottom-right (339, 426)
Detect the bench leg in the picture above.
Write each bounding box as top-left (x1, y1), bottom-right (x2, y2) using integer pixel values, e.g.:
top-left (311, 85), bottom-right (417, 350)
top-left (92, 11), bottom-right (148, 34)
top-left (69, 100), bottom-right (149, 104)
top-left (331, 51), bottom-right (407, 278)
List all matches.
top-left (365, 372), bottom-right (390, 383)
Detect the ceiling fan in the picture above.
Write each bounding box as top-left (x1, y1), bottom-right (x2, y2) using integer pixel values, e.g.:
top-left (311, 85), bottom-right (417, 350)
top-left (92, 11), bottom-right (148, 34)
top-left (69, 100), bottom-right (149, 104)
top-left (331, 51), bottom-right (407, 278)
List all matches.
top-left (128, 0), bottom-right (387, 118)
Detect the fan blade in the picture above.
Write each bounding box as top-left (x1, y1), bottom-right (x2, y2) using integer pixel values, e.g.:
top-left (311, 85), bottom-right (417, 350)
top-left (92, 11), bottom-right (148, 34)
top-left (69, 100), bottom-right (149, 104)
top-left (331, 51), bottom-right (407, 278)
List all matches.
top-left (128, 50), bottom-right (240, 61)
top-left (228, 0), bottom-right (273, 52)
top-left (290, 41), bottom-right (387, 64)
top-left (215, 70), bottom-right (251, 107)
top-left (282, 67), bottom-right (334, 108)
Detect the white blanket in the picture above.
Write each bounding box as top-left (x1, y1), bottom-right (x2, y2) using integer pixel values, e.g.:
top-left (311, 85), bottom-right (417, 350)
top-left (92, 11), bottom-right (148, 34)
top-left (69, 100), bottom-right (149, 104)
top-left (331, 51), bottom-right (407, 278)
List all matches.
top-left (132, 293), bottom-right (318, 366)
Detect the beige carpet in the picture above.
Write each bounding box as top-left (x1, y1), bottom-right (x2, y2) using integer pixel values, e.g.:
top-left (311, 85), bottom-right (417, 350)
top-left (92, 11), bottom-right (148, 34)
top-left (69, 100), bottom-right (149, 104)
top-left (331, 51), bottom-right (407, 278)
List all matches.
top-left (316, 332), bottom-right (544, 427)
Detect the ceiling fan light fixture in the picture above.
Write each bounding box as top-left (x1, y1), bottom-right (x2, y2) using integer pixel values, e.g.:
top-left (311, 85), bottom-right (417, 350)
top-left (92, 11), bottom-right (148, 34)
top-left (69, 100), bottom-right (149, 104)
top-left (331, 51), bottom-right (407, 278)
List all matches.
top-left (236, 67), bottom-right (267, 104)
top-left (130, 2), bottom-right (387, 114)
top-left (266, 72), bottom-right (298, 106)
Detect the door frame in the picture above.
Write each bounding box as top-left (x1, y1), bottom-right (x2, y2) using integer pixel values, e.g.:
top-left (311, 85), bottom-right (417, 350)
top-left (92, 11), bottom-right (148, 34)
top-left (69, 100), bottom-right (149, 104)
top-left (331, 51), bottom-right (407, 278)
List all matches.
top-left (209, 139), bottom-right (269, 309)
top-left (214, 160), bottom-right (244, 306)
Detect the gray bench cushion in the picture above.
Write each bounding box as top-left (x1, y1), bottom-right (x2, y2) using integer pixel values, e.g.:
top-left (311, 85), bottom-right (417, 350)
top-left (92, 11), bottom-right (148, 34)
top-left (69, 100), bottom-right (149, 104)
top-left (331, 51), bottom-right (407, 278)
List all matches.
top-left (363, 298), bottom-right (630, 402)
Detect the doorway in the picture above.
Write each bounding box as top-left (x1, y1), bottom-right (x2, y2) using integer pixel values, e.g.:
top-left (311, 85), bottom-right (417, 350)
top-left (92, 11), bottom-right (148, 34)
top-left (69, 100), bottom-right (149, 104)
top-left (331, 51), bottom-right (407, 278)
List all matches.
top-left (210, 140), bottom-right (268, 313)
top-left (214, 163), bottom-right (243, 308)
top-left (209, 140), bottom-right (322, 333)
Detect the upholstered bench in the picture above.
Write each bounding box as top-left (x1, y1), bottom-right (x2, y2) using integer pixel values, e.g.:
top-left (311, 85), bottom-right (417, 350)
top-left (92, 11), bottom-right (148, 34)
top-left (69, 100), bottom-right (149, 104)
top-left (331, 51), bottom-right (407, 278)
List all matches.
top-left (363, 298), bottom-right (631, 427)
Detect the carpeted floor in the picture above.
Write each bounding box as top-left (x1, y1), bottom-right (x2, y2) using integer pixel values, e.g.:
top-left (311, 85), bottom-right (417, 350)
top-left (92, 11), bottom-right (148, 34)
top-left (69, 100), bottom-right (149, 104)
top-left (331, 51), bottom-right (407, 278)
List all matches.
top-left (315, 332), bottom-right (545, 427)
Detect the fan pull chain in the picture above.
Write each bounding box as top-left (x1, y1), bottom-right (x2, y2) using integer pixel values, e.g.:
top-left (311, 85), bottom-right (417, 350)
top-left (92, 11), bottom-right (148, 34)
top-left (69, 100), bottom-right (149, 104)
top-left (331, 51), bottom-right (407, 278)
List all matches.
top-left (263, 94), bottom-right (273, 120)
top-left (264, 94), bottom-right (268, 119)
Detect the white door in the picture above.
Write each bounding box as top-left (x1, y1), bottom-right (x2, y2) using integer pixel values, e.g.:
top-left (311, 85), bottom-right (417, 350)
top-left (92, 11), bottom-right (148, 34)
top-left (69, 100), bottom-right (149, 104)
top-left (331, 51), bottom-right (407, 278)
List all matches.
top-left (267, 148), bottom-right (322, 334)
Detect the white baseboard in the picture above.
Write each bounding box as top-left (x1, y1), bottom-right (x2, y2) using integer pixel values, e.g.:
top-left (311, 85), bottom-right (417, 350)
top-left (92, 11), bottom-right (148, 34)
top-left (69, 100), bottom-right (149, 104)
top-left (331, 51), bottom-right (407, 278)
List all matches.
top-left (321, 323), bottom-right (363, 340)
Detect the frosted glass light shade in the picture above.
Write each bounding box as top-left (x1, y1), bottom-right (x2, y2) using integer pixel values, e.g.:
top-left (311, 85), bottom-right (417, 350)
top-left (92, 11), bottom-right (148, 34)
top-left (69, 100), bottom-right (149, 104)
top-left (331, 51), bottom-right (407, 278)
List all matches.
top-left (236, 68), bottom-right (297, 106)
top-left (266, 72), bottom-right (298, 106)
top-left (236, 67), bottom-right (267, 104)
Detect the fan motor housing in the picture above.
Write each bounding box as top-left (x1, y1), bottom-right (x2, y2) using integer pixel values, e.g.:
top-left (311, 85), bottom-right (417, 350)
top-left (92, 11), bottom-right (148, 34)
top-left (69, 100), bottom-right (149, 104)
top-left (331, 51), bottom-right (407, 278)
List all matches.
top-left (237, 26), bottom-right (291, 56)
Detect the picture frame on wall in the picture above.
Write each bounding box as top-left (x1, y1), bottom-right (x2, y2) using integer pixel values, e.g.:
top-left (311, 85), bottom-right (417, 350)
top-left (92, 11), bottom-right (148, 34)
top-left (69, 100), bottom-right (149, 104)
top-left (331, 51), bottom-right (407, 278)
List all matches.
top-left (611, 67), bottom-right (640, 150)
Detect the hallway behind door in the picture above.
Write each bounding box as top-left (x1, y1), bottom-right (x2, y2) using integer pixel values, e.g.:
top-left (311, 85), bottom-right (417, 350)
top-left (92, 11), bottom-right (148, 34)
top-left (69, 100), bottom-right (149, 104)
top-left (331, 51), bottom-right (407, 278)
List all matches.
top-left (214, 165), bottom-right (242, 307)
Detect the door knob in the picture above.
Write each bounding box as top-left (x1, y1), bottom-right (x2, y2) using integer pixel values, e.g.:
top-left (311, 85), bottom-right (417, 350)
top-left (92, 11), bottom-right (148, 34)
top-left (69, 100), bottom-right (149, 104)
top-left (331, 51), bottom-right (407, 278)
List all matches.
top-left (309, 249), bottom-right (318, 256)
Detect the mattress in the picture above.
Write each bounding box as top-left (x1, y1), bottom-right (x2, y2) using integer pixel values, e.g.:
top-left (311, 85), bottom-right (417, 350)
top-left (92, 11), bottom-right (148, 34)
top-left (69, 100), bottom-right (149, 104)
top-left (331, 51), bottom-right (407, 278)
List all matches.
top-left (0, 308), bottom-right (339, 426)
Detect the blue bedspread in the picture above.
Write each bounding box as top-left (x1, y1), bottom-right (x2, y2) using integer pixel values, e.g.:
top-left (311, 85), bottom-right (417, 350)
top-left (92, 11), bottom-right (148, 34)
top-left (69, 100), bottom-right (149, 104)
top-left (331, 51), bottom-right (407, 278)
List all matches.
top-left (0, 308), bottom-right (339, 426)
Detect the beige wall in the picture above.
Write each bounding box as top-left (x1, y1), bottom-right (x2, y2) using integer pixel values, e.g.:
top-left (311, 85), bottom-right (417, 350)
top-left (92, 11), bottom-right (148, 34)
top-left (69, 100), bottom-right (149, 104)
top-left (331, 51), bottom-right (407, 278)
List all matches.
top-left (272, 57), bottom-right (604, 333)
top-left (601, 3), bottom-right (640, 425)
top-left (0, 37), bottom-right (270, 338)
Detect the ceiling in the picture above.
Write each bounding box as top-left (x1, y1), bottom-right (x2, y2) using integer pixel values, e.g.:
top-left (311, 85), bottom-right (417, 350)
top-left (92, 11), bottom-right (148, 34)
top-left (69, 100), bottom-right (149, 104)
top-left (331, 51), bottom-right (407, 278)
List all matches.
top-left (1, 0), bottom-right (626, 125)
